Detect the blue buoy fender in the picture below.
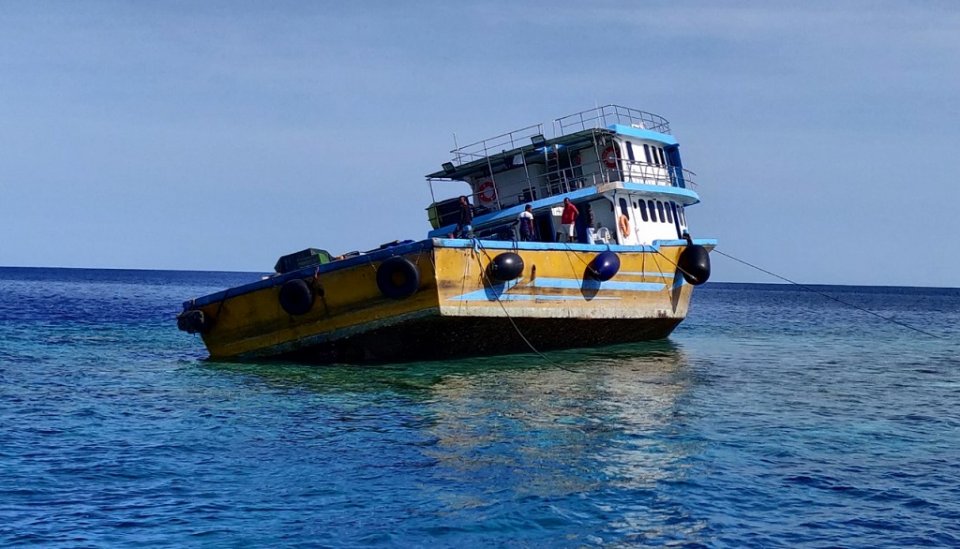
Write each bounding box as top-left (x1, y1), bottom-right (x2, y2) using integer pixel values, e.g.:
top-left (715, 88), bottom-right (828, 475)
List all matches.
top-left (677, 245), bottom-right (711, 285)
top-left (587, 251), bottom-right (620, 281)
top-left (377, 257), bottom-right (421, 299)
top-left (488, 252), bottom-right (524, 282)
top-left (279, 278), bottom-right (315, 315)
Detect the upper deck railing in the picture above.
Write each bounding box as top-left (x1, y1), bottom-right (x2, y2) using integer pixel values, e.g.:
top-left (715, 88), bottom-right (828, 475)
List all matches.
top-left (452, 123), bottom-right (545, 165)
top-left (428, 155), bottom-right (697, 215)
top-left (447, 105), bottom-right (670, 167)
top-left (554, 105), bottom-right (671, 137)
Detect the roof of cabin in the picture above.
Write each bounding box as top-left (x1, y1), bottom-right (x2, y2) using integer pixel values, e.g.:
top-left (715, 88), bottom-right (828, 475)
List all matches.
top-left (425, 128), bottom-right (611, 180)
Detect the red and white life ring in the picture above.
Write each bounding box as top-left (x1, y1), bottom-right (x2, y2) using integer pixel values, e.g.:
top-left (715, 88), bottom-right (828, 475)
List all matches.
top-left (477, 180), bottom-right (496, 204)
top-left (601, 146), bottom-right (619, 169)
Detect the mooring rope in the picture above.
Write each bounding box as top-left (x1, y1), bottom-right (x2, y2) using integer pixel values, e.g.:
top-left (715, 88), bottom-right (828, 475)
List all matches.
top-left (471, 239), bottom-right (578, 371)
top-left (710, 248), bottom-right (942, 339)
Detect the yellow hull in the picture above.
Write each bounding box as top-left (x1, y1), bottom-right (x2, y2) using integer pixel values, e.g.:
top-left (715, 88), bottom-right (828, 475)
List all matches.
top-left (181, 238), bottom-right (710, 362)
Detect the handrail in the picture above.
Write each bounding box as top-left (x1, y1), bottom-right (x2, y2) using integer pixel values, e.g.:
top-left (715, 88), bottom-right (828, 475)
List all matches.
top-left (554, 105), bottom-right (671, 136)
top-left (451, 123), bottom-right (544, 165)
top-left (445, 105), bottom-right (671, 167)
top-left (428, 156), bottom-right (697, 214)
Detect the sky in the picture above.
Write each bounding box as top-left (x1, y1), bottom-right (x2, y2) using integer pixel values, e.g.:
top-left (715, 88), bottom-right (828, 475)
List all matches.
top-left (2, 1), bottom-right (958, 286)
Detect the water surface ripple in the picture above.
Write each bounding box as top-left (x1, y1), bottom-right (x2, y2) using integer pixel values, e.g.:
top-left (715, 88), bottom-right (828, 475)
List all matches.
top-left (1, 269), bottom-right (958, 547)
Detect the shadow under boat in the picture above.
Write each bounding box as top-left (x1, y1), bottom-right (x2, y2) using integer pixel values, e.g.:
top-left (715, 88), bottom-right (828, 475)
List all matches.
top-left (198, 338), bottom-right (693, 396)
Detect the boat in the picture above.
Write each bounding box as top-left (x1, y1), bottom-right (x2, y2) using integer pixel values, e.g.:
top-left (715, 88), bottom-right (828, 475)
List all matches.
top-left (177, 105), bottom-right (715, 362)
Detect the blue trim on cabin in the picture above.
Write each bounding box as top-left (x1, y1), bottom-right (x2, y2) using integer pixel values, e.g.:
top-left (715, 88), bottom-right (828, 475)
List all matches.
top-left (620, 183), bottom-right (700, 205)
top-left (664, 145), bottom-right (685, 188)
top-left (609, 124), bottom-right (678, 146)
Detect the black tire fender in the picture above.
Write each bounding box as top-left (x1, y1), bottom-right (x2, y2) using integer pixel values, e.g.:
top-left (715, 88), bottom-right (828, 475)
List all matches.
top-left (279, 278), bottom-right (315, 315)
top-left (376, 257), bottom-right (420, 299)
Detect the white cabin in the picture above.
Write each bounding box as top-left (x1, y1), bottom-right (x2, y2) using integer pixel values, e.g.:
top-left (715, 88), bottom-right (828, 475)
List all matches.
top-left (425, 105), bottom-right (701, 246)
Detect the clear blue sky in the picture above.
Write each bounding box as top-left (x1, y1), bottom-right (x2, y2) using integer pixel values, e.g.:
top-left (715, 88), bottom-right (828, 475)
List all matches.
top-left (2, 1), bottom-right (958, 286)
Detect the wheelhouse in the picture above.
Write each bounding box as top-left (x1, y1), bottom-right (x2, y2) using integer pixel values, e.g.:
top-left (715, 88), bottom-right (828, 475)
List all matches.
top-left (425, 105), bottom-right (701, 246)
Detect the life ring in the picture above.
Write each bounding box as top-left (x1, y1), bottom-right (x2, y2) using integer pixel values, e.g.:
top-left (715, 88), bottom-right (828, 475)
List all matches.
top-left (601, 146), bottom-right (619, 169)
top-left (376, 257), bottom-right (421, 299)
top-left (279, 278), bottom-right (315, 315)
top-left (618, 214), bottom-right (631, 237)
top-left (477, 180), bottom-right (496, 204)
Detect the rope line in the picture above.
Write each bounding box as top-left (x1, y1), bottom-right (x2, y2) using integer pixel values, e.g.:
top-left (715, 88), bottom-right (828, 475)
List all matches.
top-left (712, 248), bottom-right (941, 339)
top-left (471, 239), bottom-right (578, 372)
top-left (653, 246), bottom-right (690, 281)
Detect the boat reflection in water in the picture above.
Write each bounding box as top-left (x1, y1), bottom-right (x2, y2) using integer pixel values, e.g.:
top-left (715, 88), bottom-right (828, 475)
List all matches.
top-left (418, 342), bottom-right (702, 538)
top-left (202, 341), bottom-right (703, 543)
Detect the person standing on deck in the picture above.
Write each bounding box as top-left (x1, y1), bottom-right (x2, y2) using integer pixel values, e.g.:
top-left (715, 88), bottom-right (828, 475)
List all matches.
top-left (560, 198), bottom-right (578, 242)
top-left (456, 196), bottom-right (474, 238)
top-left (517, 204), bottom-right (535, 241)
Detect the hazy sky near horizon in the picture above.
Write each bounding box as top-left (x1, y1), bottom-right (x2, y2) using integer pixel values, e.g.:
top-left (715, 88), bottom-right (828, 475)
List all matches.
top-left (2, 1), bottom-right (958, 286)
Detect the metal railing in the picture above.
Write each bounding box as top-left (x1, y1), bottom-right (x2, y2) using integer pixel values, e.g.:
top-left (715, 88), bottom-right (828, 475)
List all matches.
top-left (451, 123), bottom-right (544, 165)
top-left (554, 105), bottom-right (671, 137)
top-left (621, 162), bottom-right (698, 189)
top-left (446, 105), bottom-right (670, 168)
top-left (429, 156), bottom-right (696, 217)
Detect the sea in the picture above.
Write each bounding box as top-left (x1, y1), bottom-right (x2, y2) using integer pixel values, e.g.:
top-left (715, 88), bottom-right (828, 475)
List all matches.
top-left (1, 266), bottom-right (958, 548)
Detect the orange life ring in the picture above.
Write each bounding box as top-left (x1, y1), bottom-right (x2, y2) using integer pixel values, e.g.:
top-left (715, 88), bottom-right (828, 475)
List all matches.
top-left (601, 146), bottom-right (619, 169)
top-left (618, 214), bottom-right (631, 237)
top-left (477, 180), bottom-right (496, 204)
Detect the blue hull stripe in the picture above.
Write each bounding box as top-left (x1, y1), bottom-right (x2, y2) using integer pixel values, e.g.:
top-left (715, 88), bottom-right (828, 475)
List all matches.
top-left (532, 278), bottom-right (665, 292)
top-left (619, 271), bottom-right (674, 278)
top-left (449, 277), bottom-right (665, 301)
top-left (454, 294), bottom-right (621, 302)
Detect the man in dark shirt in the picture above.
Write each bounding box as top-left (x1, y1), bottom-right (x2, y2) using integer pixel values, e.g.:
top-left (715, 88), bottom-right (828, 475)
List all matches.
top-left (456, 196), bottom-right (474, 238)
top-left (517, 204), bottom-right (535, 241)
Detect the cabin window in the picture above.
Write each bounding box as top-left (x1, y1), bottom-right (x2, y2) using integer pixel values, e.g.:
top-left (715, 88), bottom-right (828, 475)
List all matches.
top-left (626, 142), bottom-right (636, 162)
top-left (656, 201), bottom-right (666, 222)
top-left (658, 148), bottom-right (667, 166)
top-left (639, 200), bottom-right (649, 221)
top-left (647, 200), bottom-right (657, 222)
top-left (643, 144), bottom-right (652, 164)
top-left (679, 207), bottom-right (686, 226)
top-left (618, 197), bottom-right (630, 218)
top-left (665, 202), bottom-right (673, 223)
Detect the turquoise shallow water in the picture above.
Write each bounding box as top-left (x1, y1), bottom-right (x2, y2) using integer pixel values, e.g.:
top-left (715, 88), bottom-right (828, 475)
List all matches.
top-left (1, 267), bottom-right (958, 547)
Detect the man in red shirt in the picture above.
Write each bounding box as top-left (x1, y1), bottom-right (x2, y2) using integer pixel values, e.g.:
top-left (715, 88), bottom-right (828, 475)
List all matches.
top-left (560, 197), bottom-right (578, 242)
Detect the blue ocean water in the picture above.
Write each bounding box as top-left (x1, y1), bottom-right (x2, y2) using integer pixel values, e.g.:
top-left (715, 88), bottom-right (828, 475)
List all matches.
top-left (1, 267), bottom-right (958, 547)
